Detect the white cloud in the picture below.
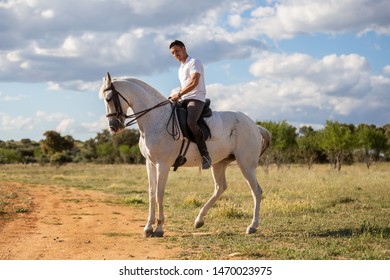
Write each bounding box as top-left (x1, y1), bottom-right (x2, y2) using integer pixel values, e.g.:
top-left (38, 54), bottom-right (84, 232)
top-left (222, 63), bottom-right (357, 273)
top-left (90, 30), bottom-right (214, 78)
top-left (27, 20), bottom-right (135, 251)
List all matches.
top-left (56, 118), bottom-right (74, 134)
top-left (243, 0), bottom-right (390, 39)
top-left (41, 9), bottom-right (54, 19)
top-left (0, 92), bottom-right (24, 102)
top-left (35, 111), bottom-right (71, 124)
top-left (0, 110), bottom-right (79, 138)
top-left (26, 0), bottom-right (39, 8)
top-left (383, 65), bottom-right (390, 75)
top-left (6, 51), bottom-right (21, 62)
top-left (1, 110), bottom-right (89, 139)
top-left (46, 80), bottom-right (100, 91)
top-left (20, 61), bottom-right (30, 69)
top-left (251, 6), bottom-right (274, 18)
top-left (80, 115), bottom-right (107, 133)
top-left (33, 35), bottom-right (89, 58)
top-left (249, 52), bottom-right (371, 98)
top-left (1, 0), bottom-right (387, 84)
top-left (229, 14), bottom-right (242, 28)
top-left (47, 82), bottom-right (61, 91)
top-left (0, 0), bottom-right (262, 83)
top-left (0, 112), bottom-right (34, 131)
top-left (207, 51), bottom-right (389, 126)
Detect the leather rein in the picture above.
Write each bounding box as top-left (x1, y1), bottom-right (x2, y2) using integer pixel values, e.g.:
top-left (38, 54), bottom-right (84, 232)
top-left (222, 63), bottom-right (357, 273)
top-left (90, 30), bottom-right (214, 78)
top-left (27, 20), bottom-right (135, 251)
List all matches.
top-left (104, 83), bottom-right (171, 127)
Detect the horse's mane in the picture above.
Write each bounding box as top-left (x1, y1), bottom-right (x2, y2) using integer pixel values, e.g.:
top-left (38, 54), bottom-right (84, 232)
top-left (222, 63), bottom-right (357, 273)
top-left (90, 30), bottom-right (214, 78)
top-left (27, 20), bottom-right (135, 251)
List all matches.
top-left (114, 77), bottom-right (166, 101)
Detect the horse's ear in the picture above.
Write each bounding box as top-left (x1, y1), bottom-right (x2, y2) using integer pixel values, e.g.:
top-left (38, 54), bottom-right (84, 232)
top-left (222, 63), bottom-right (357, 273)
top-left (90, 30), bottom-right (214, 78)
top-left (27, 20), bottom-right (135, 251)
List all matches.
top-left (105, 72), bottom-right (112, 87)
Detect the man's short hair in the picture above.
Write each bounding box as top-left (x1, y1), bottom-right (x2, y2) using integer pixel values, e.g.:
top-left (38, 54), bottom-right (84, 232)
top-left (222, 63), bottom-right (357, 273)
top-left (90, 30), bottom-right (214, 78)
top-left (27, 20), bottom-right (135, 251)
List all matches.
top-left (169, 40), bottom-right (185, 49)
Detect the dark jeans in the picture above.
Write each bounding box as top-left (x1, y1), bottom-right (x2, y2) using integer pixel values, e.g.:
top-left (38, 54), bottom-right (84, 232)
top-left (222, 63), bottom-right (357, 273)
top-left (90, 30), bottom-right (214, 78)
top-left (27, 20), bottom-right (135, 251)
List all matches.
top-left (182, 99), bottom-right (209, 156)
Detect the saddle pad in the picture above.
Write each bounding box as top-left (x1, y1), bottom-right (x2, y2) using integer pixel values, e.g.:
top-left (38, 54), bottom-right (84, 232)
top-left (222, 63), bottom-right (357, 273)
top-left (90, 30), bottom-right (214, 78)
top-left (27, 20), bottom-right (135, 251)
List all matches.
top-left (205, 111), bottom-right (223, 141)
top-left (174, 110), bottom-right (223, 142)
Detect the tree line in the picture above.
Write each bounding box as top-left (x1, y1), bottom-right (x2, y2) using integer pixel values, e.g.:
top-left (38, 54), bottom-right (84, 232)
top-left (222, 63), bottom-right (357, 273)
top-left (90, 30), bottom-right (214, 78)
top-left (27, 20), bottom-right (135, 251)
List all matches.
top-left (0, 129), bottom-right (143, 166)
top-left (1, 120), bottom-right (389, 170)
top-left (258, 120), bottom-right (390, 170)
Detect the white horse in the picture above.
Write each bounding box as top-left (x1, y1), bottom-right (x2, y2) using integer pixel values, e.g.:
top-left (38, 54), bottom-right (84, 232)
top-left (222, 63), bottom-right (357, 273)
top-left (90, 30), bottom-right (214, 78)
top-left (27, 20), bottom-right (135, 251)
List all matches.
top-left (99, 72), bottom-right (271, 237)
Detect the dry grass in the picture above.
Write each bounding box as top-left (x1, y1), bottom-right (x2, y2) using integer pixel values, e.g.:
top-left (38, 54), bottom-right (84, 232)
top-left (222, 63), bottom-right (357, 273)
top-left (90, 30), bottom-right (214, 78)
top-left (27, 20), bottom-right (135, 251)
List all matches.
top-left (1, 162), bottom-right (389, 259)
top-left (0, 183), bottom-right (32, 222)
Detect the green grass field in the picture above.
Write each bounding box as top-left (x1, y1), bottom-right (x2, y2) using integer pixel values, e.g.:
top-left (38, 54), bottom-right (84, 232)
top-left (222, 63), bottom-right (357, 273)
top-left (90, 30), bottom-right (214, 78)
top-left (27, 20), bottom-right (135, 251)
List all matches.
top-left (1, 163), bottom-right (389, 259)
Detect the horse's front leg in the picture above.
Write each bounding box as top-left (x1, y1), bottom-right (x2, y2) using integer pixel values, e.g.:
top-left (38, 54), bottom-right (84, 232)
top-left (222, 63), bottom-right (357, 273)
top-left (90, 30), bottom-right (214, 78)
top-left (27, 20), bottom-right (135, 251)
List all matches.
top-left (144, 160), bottom-right (157, 237)
top-left (153, 163), bottom-right (170, 237)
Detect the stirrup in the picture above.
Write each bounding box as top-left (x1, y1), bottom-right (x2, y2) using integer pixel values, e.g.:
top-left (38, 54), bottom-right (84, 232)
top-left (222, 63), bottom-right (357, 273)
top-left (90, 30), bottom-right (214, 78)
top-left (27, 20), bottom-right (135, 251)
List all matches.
top-left (173, 155), bottom-right (187, 171)
top-left (172, 139), bottom-right (190, 171)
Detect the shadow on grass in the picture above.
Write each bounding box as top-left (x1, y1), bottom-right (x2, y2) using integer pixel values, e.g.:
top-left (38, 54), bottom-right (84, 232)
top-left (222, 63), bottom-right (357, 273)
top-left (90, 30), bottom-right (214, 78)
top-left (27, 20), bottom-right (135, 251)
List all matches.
top-left (313, 226), bottom-right (390, 238)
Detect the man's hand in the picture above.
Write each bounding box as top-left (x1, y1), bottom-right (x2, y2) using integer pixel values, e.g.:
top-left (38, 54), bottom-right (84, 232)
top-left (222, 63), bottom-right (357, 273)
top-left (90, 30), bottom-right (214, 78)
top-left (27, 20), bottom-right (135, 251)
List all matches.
top-left (170, 92), bottom-right (181, 101)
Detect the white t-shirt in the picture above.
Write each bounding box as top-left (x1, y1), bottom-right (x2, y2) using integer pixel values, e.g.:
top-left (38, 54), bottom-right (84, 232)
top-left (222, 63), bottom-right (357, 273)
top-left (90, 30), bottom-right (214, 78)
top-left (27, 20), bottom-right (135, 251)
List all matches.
top-left (178, 56), bottom-right (206, 102)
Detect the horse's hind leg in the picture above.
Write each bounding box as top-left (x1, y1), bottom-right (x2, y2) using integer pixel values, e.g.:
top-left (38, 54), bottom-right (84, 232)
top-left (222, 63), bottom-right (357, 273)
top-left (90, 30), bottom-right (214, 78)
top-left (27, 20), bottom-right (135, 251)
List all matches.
top-left (194, 161), bottom-right (229, 229)
top-left (237, 159), bottom-right (262, 234)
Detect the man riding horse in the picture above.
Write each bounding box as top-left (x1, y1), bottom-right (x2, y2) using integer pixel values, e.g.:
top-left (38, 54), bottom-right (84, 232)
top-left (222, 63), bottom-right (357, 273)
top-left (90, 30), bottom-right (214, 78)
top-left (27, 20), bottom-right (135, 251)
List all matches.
top-left (169, 40), bottom-right (212, 169)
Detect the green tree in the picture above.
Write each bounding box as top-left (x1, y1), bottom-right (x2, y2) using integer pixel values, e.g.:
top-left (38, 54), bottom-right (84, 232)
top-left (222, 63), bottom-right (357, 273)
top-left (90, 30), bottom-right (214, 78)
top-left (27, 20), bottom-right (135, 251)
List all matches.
top-left (50, 152), bottom-right (72, 166)
top-left (78, 138), bottom-right (98, 162)
top-left (257, 120), bottom-right (297, 169)
top-left (297, 126), bottom-right (321, 169)
top-left (0, 148), bottom-right (21, 163)
top-left (319, 121), bottom-right (356, 171)
top-left (90, 129), bottom-right (141, 163)
top-left (18, 138), bottom-right (40, 164)
top-left (118, 144), bottom-right (143, 164)
top-left (114, 129), bottom-right (141, 163)
top-left (119, 144), bottom-right (132, 163)
top-left (383, 124), bottom-right (390, 160)
top-left (129, 144), bottom-right (144, 164)
top-left (41, 131), bottom-right (75, 165)
top-left (356, 124), bottom-right (388, 169)
top-left (95, 129), bottom-right (112, 145)
top-left (96, 142), bottom-right (116, 164)
top-left (112, 129), bottom-right (139, 149)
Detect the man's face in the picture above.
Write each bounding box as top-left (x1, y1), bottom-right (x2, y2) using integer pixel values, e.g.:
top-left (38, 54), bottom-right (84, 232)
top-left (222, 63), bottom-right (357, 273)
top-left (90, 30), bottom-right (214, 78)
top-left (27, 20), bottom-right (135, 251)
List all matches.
top-left (170, 45), bottom-right (186, 63)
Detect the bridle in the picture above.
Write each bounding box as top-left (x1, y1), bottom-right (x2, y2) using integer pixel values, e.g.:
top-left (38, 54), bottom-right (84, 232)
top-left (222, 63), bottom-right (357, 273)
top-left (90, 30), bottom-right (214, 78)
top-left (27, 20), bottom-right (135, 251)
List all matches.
top-left (103, 82), bottom-right (171, 127)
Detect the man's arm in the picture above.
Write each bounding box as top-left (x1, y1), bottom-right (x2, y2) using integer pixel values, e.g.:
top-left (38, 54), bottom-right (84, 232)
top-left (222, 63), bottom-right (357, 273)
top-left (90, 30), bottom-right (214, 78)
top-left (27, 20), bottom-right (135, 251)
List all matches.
top-left (170, 73), bottom-right (200, 100)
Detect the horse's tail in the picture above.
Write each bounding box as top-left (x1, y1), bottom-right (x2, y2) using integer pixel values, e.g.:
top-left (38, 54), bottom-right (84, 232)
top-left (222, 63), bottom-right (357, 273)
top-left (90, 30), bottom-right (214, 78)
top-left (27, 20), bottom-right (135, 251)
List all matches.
top-left (258, 125), bottom-right (272, 157)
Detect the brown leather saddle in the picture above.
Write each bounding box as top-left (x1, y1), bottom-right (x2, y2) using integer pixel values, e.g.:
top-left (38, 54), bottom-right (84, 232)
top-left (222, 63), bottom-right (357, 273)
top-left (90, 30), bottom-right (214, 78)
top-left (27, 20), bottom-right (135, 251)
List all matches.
top-left (174, 98), bottom-right (212, 142)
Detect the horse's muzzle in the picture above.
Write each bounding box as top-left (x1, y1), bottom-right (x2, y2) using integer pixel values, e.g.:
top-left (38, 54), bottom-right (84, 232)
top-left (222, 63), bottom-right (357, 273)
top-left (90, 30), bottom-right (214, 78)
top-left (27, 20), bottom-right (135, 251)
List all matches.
top-left (109, 118), bottom-right (125, 134)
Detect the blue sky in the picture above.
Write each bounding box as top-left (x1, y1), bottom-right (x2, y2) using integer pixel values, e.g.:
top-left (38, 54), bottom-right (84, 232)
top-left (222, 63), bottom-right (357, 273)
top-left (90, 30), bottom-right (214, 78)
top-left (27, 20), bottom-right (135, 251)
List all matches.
top-left (1, 0), bottom-right (389, 141)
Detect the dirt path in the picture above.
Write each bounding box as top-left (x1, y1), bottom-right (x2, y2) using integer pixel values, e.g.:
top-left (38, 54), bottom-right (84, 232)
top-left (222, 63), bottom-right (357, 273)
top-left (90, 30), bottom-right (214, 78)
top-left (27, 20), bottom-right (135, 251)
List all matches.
top-left (0, 182), bottom-right (180, 260)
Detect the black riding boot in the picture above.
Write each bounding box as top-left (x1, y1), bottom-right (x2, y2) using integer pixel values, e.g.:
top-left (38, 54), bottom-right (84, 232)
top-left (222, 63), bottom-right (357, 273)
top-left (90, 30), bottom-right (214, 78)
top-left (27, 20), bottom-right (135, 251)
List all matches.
top-left (184, 99), bottom-right (212, 169)
top-left (195, 136), bottom-right (212, 169)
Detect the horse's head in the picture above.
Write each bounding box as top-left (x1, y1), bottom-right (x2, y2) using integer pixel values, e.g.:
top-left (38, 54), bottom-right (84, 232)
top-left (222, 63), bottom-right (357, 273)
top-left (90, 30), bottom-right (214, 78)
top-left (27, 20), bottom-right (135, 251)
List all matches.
top-left (99, 72), bottom-right (129, 134)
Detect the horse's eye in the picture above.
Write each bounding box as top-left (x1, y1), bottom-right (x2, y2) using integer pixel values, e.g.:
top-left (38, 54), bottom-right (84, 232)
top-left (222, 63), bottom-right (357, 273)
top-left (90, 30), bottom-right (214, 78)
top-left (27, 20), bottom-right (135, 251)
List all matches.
top-left (105, 91), bottom-right (113, 102)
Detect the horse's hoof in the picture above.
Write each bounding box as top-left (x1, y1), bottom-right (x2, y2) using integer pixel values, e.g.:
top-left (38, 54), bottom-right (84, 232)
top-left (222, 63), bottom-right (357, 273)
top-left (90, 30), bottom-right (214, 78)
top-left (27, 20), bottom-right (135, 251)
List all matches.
top-left (194, 220), bottom-right (204, 229)
top-left (246, 227), bottom-right (257, 234)
top-left (144, 228), bottom-right (154, 238)
top-left (152, 230), bottom-right (164, 237)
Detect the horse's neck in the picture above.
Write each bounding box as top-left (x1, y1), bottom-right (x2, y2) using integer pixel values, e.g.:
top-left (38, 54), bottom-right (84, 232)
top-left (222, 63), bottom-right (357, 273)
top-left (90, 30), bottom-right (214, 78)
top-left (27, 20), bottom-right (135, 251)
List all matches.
top-left (116, 79), bottom-right (170, 134)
